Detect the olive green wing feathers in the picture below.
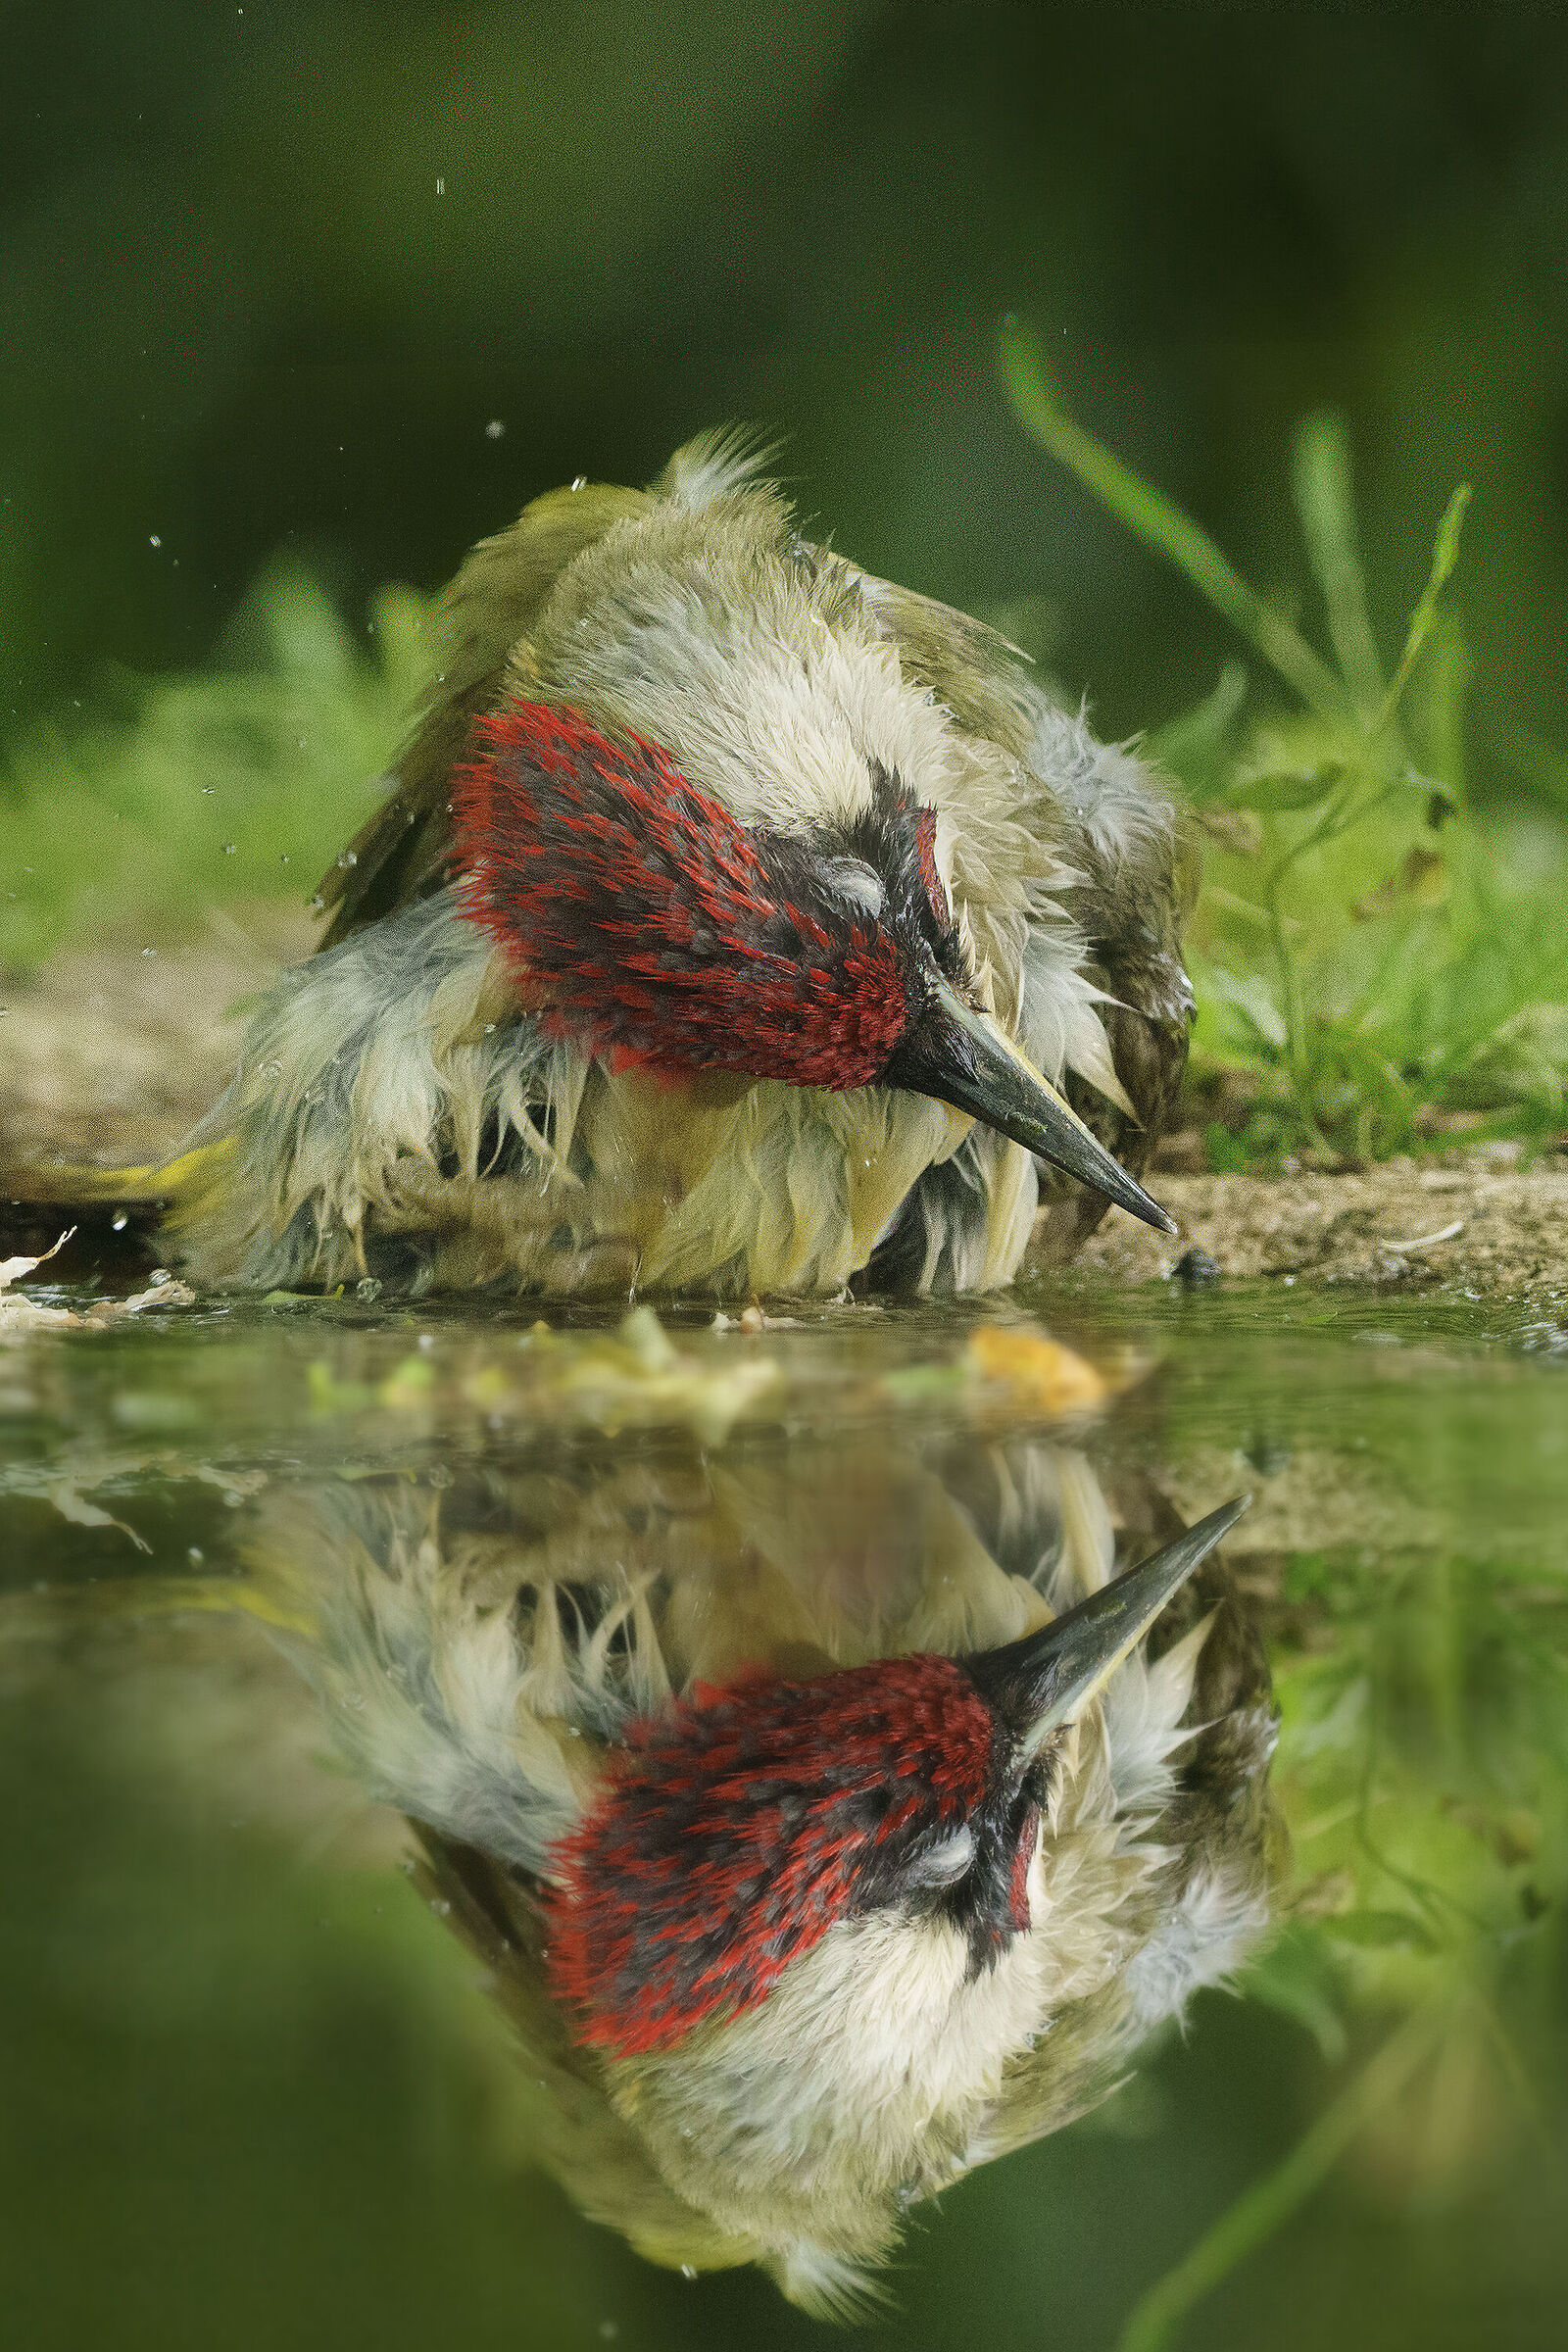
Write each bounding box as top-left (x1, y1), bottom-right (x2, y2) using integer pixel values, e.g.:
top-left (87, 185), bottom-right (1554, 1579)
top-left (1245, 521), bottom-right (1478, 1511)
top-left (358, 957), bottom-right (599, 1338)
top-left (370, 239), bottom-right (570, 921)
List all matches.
top-left (317, 480), bottom-right (651, 945)
top-left (315, 428), bottom-right (786, 947)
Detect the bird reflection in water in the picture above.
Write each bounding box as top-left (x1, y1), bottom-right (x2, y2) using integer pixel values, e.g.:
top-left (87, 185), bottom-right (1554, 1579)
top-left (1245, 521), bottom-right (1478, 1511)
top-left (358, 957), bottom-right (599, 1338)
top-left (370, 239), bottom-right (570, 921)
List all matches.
top-left (241, 1430), bottom-right (1279, 2315)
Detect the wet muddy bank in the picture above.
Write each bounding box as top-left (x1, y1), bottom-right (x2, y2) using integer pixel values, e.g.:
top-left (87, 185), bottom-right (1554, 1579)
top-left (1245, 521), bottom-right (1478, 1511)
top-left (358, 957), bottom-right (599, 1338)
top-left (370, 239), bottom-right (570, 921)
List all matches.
top-left (1059, 1159), bottom-right (1568, 1306)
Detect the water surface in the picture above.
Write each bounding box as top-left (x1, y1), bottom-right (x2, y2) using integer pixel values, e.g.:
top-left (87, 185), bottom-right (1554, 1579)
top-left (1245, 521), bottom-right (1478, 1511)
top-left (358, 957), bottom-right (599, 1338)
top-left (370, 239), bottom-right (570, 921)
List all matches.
top-left (2, 1273), bottom-right (1563, 2350)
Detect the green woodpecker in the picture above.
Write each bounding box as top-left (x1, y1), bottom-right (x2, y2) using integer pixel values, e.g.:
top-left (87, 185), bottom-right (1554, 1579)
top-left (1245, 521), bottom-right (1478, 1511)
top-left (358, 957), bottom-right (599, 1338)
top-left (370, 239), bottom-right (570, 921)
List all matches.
top-left (242, 1443), bottom-right (1276, 2314)
top-left (158, 431), bottom-right (1190, 1296)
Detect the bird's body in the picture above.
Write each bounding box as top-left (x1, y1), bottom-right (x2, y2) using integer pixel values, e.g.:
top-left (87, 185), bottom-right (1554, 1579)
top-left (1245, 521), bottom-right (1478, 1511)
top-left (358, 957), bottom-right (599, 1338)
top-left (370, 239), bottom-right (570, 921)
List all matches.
top-left (167, 432), bottom-right (1191, 1297)
top-left (243, 1430), bottom-right (1277, 2312)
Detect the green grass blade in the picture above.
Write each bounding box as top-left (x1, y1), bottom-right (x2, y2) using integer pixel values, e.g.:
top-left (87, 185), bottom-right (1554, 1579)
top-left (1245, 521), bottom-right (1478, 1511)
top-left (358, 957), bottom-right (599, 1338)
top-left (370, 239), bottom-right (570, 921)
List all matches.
top-left (999, 317), bottom-right (1348, 722)
top-left (1292, 412), bottom-right (1385, 712)
top-left (1112, 2008), bottom-right (1444, 2352)
top-left (1414, 612), bottom-right (1470, 807)
top-left (1379, 483), bottom-right (1473, 730)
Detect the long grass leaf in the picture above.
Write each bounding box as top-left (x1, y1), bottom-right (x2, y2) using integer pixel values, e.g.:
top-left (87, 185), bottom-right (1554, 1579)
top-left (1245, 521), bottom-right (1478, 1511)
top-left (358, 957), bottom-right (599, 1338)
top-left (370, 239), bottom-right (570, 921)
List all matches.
top-left (999, 318), bottom-right (1348, 722)
top-left (1292, 413), bottom-right (1385, 711)
top-left (1379, 483), bottom-right (1472, 730)
top-left (1113, 2009), bottom-right (1444, 2352)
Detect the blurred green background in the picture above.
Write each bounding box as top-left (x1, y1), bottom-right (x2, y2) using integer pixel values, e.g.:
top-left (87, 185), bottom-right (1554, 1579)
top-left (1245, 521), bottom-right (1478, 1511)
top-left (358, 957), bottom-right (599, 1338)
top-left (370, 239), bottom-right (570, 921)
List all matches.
top-left (8, 1), bottom-right (1568, 766)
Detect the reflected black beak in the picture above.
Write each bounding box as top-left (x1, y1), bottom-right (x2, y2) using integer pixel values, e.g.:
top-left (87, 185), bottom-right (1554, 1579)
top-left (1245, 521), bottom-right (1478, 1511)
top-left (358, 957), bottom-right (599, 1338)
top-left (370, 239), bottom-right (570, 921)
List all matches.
top-left (965, 1496), bottom-right (1251, 1758)
top-left (884, 976), bottom-right (1176, 1234)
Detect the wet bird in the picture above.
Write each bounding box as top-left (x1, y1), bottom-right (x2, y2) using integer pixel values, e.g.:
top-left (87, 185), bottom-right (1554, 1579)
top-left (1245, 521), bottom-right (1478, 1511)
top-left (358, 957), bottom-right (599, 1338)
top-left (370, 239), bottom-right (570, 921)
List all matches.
top-left (150, 432), bottom-right (1191, 1295)
top-left (242, 1443), bottom-right (1277, 2312)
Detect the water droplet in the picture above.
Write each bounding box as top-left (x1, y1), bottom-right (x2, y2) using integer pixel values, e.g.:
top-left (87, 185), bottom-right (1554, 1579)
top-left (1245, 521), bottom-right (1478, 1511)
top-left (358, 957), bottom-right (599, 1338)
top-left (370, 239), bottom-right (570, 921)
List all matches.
top-left (221, 841), bottom-right (237, 855)
top-left (111, 1211), bottom-right (128, 1231)
top-left (278, 853), bottom-right (290, 864)
top-left (484, 418), bottom-right (506, 440)
top-left (679, 2266), bottom-right (697, 2282)
top-left (308, 893), bottom-right (324, 912)
top-left (430, 1897), bottom-right (452, 1916)
top-left (335, 849), bottom-right (358, 868)
top-left (355, 1276), bottom-right (382, 1301)
top-left (148, 533), bottom-right (162, 548)
top-left (188, 1546), bottom-right (204, 1564)
top-left (570, 475), bottom-right (586, 491)
top-left (435, 176), bottom-right (445, 195)
top-left (200, 784), bottom-right (216, 795)
top-left (140, 946), bottom-right (157, 957)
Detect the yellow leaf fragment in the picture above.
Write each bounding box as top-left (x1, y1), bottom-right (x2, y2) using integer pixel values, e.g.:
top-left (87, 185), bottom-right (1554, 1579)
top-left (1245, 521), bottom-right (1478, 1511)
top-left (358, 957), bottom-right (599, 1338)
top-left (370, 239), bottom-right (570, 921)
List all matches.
top-left (963, 1325), bottom-right (1108, 1420)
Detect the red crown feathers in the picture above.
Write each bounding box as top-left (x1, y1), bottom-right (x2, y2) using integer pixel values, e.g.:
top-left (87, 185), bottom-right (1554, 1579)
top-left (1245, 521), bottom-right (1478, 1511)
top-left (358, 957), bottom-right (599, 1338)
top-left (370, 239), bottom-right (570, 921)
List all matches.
top-left (451, 703), bottom-right (912, 1090)
top-left (544, 1654), bottom-right (998, 2057)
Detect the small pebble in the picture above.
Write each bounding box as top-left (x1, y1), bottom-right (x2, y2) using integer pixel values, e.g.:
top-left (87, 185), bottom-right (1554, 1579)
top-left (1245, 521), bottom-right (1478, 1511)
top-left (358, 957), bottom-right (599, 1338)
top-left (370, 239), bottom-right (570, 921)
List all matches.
top-left (1170, 1247), bottom-right (1221, 1289)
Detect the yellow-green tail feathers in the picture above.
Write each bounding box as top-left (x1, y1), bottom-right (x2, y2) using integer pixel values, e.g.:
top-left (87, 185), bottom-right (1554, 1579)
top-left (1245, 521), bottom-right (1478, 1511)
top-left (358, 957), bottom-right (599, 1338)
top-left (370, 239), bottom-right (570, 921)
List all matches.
top-left (7, 1136), bottom-right (229, 1212)
top-left (0, 1136), bottom-right (236, 1269)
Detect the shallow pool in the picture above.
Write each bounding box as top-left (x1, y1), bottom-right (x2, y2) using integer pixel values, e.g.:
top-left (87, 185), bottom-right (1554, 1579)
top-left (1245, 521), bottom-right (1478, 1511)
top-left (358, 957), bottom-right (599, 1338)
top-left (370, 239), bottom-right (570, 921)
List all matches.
top-left (1, 1268), bottom-right (1563, 2351)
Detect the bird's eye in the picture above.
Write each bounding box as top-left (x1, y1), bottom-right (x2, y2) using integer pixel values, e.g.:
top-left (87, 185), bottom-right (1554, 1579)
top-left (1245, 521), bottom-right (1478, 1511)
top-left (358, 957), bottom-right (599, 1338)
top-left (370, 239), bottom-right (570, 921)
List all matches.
top-left (904, 1822), bottom-right (975, 1888)
top-left (819, 858), bottom-right (886, 919)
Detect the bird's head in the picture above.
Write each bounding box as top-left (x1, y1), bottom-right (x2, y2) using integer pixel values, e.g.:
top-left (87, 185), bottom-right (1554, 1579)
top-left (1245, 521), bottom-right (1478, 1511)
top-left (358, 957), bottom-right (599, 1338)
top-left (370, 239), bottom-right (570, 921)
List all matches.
top-left (544, 1498), bottom-right (1247, 2059)
top-left (452, 701), bottom-right (1173, 1233)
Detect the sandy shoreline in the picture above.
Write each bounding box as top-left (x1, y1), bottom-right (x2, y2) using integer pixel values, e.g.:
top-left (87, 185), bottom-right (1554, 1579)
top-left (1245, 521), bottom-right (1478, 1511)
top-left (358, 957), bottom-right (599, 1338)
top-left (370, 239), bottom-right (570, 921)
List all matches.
top-left (1058, 1160), bottom-right (1568, 1304)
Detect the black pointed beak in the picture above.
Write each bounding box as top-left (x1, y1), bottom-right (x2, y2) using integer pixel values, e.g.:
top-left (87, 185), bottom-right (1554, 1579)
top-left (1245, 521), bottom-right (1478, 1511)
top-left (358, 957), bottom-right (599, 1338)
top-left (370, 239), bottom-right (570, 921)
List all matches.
top-left (965, 1496), bottom-right (1251, 1757)
top-left (885, 975), bottom-right (1176, 1234)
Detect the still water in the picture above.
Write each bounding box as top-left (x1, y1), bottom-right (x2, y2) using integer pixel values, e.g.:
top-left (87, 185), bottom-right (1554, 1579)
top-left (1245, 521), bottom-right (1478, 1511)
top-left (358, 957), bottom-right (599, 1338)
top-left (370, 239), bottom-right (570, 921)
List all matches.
top-left (1, 1270), bottom-right (1564, 2350)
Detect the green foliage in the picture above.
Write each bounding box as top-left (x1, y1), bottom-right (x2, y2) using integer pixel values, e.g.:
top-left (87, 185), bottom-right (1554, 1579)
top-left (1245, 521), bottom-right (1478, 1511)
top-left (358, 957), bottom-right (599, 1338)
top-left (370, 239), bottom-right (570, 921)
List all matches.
top-left (1003, 318), bottom-right (1568, 1160)
top-left (0, 564), bottom-right (427, 969)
